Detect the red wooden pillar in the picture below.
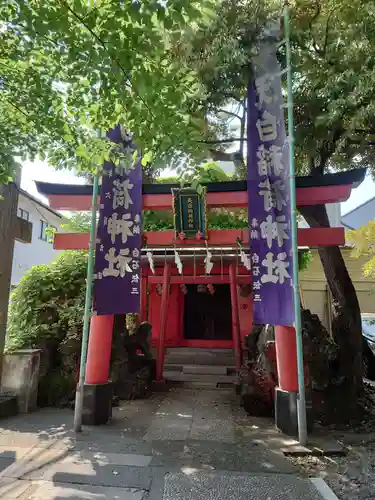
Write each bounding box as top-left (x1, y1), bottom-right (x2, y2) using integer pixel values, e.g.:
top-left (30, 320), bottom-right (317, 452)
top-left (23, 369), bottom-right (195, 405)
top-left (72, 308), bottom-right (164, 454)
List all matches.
top-left (156, 262), bottom-right (171, 382)
top-left (274, 325), bottom-right (298, 391)
top-left (85, 313), bottom-right (114, 385)
top-left (229, 263), bottom-right (242, 370)
top-left (141, 269), bottom-right (149, 323)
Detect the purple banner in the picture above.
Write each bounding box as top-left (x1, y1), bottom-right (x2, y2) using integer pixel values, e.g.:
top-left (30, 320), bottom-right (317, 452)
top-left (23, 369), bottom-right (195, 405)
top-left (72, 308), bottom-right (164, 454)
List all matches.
top-left (247, 37), bottom-right (294, 326)
top-left (94, 125), bottom-right (142, 315)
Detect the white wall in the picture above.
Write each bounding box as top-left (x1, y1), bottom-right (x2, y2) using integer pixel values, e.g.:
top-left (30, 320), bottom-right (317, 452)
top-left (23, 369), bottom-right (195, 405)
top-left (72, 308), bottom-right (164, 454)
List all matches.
top-left (298, 203), bottom-right (342, 230)
top-left (326, 203), bottom-right (342, 227)
top-left (11, 194), bottom-right (63, 286)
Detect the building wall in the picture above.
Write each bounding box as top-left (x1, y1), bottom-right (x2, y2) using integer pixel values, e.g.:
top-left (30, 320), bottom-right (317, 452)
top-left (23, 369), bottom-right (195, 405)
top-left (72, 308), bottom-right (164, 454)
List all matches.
top-left (326, 203), bottom-right (342, 227)
top-left (341, 197), bottom-right (375, 229)
top-left (11, 194), bottom-right (63, 286)
top-left (300, 248), bottom-right (375, 327)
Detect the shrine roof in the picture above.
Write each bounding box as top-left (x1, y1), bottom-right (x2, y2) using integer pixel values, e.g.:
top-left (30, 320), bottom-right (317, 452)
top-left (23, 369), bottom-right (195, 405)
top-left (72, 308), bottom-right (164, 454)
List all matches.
top-left (35, 167), bottom-right (366, 197)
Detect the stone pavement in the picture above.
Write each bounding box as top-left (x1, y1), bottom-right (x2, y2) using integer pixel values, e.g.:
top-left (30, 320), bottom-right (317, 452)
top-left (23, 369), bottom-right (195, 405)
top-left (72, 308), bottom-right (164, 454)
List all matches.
top-left (0, 389), bottom-right (337, 499)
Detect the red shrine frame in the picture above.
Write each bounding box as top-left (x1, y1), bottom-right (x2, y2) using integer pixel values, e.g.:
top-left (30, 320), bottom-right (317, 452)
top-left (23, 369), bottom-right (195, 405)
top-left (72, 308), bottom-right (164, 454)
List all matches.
top-left (35, 168), bottom-right (365, 383)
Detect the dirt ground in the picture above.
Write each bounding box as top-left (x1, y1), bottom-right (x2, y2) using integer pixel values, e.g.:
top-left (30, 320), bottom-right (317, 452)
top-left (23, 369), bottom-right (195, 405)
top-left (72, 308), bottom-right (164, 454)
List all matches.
top-left (289, 381), bottom-right (375, 499)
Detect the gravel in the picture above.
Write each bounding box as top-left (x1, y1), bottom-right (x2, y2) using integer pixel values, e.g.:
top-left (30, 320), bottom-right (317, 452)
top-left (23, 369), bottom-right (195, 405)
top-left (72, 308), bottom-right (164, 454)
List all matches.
top-left (287, 381), bottom-right (375, 499)
top-left (288, 438), bottom-right (375, 499)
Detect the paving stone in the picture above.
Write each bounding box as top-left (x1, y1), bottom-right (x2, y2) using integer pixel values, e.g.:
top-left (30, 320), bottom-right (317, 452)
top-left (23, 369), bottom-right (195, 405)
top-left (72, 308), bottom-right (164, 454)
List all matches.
top-left (190, 419), bottom-right (235, 443)
top-left (0, 433), bottom-right (52, 449)
top-left (0, 446), bottom-right (72, 480)
top-left (163, 472), bottom-right (326, 500)
top-left (143, 418), bottom-right (191, 442)
top-left (0, 478), bottom-right (32, 498)
top-left (172, 441), bottom-right (295, 474)
top-left (26, 481), bottom-right (146, 500)
top-left (65, 451), bottom-right (152, 467)
top-left (0, 387), bottom-right (319, 499)
top-left (144, 471), bottom-right (166, 500)
top-left (0, 446), bottom-right (34, 460)
top-left (22, 461), bottom-right (153, 490)
top-left (0, 458), bottom-right (19, 477)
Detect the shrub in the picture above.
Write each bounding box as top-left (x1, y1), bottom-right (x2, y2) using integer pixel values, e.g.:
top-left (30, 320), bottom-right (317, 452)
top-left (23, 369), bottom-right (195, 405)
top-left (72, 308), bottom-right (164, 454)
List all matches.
top-left (7, 251), bottom-right (87, 351)
top-left (7, 251), bottom-right (88, 406)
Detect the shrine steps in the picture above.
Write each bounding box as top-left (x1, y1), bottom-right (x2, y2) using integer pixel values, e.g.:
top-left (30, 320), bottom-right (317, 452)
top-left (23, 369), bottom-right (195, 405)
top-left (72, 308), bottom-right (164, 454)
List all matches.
top-left (163, 348), bottom-right (236, 389)
top-left (164, 348), bottom-right (235, 366)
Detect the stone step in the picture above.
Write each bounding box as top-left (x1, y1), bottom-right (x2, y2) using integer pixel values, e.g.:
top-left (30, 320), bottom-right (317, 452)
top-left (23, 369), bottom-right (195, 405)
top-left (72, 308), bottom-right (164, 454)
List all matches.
top-left (163, 371), bottom-right (237, 384)
top-left (163, 364), bottom-right (183, 372)
top-left (177, 381), bottom-right (233, 390)
top-left (182, 364), bottom-right (229, 375)
top-left (165, 349), bottom-right (235, 367)
top-left (166, 348), bottom-right (234, 355)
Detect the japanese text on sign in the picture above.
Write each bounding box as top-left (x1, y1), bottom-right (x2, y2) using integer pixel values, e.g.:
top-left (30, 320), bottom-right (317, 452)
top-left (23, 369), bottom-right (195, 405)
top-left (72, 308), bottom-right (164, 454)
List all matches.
top-left (246, 32), bottom-right (294, 326)
top-left (94, 125), bottom-right (142, 315)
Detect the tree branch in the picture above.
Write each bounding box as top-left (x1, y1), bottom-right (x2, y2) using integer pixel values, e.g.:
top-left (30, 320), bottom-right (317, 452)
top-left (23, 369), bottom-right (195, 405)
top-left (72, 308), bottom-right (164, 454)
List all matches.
top-left (217, 109), bottom-right (242, 120)
top-left (312, 127), bottom-right (345, 175)
top-left (221, 92), bottom-right (246, 105)
top-left (209, 149), bottom-right (244, 169)
top-left (321, 8), bottom-right (337, 56)
top-left (198, 138), bottom-right (245, 144)
top-left (308, 1), bottom-right (322, 55)
top-left (59, 0), bottom-right (158, 121)
top-left (2, 98), bottom-right (29, 120)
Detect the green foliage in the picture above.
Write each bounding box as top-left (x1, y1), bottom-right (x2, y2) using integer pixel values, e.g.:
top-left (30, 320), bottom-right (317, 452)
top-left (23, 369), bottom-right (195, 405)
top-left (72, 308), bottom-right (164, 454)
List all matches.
top-left (143, 208), bottom-right (249, 231)
top-left (61, 213), bottom-right (93, 233)
top-left (190, 162), bottom-right (230, 183)
top-left (299, 249), bottom-right (313, 272)
top-left (7, 251), bottom-right (87, 405)
top-left (7, 251), bottom-right (87, 351)
top-left (290, 0), bottom-right (375, 176)
top-left (143, 211), bottom-right (174, 231)
top-left (156, 176), bottom-right (181, 184)
top-left (173, 0), bottom-right (279, 171)
top-left (1, 0), bottom-right (373, 184)
top-left (0, 0), bottom-right (215, 183)
top-left (347, 221), bottom-right (375, 278)
top-left (174, 0), bottom-right (375, 178)
top-left (208, 209), bottom-right (248, 230)
top-left (37, 370), bottom-right (76, 407)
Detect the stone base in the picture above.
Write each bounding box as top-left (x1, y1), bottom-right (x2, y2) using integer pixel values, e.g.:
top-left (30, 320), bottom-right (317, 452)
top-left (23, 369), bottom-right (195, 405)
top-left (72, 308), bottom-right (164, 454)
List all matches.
top-left (275, 388), bottom-right (313, 438)
top-left (0, 394), bottom-right (18, 418)
top-left (1, 349), bottom-right (41, 413)
top-left (82, 382), bottom-right (113, 426)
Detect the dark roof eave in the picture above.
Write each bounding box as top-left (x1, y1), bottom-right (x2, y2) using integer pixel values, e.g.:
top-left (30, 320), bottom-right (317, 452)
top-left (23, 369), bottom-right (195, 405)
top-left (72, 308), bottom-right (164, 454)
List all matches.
top-left (19, 188), bottom-right (63, 219)
top-left (35, 167), bottom-right (367, 198)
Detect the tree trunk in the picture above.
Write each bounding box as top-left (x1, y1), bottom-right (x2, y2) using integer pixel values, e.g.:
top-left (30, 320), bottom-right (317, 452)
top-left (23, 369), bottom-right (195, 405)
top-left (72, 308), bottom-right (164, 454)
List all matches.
top-left (299, 204), bottom-right (363, 409)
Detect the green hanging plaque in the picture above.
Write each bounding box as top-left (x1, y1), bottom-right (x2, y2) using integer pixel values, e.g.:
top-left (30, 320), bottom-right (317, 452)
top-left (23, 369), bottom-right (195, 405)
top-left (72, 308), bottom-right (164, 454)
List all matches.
top-left (172, 187), bottom-right (207, 240)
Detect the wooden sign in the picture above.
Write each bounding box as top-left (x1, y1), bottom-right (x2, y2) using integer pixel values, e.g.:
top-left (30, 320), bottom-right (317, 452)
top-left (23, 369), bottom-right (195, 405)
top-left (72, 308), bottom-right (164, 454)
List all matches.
top-left (172, 187), bottom-right (207, 240)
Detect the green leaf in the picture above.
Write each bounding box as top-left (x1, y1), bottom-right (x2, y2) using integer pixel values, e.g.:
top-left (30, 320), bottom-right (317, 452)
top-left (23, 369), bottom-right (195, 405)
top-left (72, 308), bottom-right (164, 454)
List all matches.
top-left (141, 150), bottom-right (153, 166)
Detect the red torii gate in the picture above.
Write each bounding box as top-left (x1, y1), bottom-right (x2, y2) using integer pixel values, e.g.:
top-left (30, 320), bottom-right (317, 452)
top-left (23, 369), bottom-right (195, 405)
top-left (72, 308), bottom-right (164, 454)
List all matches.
top-left (36, 168), bottom-right (365, 426)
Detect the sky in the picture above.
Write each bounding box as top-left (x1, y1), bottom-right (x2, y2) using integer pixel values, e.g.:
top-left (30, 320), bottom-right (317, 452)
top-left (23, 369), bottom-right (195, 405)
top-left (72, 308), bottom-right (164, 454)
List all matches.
top-left (22, 159), bottom-right (374, 216)
top-left (341, 174), bottom-right (375, 215)
top-left (21, 159), bottom-right (85, 204)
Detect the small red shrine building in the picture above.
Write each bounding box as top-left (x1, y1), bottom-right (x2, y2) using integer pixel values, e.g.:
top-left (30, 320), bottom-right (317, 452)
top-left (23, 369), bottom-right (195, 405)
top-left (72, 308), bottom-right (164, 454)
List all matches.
top-left (36, 168), bottom-right (365, 429)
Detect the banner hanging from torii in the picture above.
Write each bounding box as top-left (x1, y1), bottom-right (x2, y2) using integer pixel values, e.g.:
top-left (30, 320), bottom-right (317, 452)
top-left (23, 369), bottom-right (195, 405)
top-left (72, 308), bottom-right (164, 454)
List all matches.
top-left (94, 125), bottom-right (142, 316)
top-left (247, 30), bottom-right (295, 326)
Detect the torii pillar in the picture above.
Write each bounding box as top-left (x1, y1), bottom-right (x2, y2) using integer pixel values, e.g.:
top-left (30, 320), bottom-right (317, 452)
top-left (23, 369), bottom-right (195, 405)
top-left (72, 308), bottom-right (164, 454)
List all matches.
top-left (274, 325), bottom-right (311, 437)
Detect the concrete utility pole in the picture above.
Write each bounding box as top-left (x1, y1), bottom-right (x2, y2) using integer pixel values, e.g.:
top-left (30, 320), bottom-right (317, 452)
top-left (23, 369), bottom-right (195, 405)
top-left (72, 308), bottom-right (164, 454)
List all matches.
top-left (0, 174), bottom-right (31, 385)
